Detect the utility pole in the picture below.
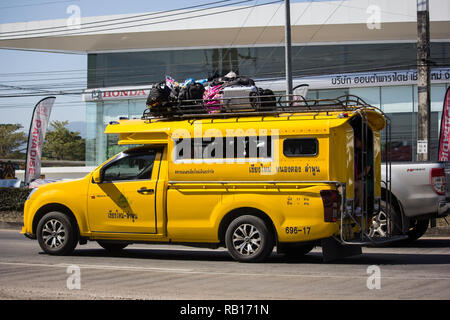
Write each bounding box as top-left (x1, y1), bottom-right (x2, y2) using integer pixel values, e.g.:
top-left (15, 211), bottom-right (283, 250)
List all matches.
top-left (417, 0), bottom-right (431, 161)
top-left (285, 0), bottom-right (293, 97)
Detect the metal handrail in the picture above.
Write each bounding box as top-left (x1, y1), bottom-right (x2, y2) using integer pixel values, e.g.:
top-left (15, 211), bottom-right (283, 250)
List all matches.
top-left (142, 94), bottom-right (379, 121)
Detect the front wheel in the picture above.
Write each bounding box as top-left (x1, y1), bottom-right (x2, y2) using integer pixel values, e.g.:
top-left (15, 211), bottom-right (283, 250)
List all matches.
top-left (37, 211), bottom-right (78, 255)
top-left (225, 215), bottom-right (274, 263)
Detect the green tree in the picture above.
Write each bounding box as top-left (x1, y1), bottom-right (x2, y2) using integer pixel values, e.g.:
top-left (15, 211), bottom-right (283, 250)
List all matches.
top-left (0, 124), bottom-right (27, 159)
top-left (42, 121), bottom-right (85, 161)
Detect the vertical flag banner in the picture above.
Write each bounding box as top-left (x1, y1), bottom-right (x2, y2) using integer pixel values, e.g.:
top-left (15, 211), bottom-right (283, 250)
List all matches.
top-left (25, 97), bottom-right (55, 185)
top-left (438, 87), bottom-right (450, 162)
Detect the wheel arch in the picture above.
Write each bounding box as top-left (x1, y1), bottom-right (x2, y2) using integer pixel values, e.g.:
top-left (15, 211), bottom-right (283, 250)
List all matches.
top-left (32, 203), bottom-right (79, 236)
top-left (381, 187), bottom-right (404, 217)
top-left (381, 187), bottom-right (408, 233)
top-left (217, 207), bottom-right (278, 247)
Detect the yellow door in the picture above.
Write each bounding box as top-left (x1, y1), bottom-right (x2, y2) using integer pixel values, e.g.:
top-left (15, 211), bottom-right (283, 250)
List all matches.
top-left (88, 147), bottom-right (162, 234)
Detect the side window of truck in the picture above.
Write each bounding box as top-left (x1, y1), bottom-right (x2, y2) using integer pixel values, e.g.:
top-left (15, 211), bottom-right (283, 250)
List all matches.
top-left (283, 138), bottom-right (318, 157)
top-left (102, 150), bottom-right (156, 182)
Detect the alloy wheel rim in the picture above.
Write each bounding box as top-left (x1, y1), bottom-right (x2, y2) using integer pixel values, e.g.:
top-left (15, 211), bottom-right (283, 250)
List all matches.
top-left (232, 223), bottom-right (261, 255)
top-left (42, 219), bottom-right (66, 249)
top-left (369, 211), bottom-right (387, 237)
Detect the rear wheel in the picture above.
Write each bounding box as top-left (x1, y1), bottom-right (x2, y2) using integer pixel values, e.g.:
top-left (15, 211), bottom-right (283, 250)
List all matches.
top-left (37, 211), bottom-right (78, 255)
top-left (225, 215), bottom-right (274, 263)
top-left (406, 219), bottom-right (429, 241)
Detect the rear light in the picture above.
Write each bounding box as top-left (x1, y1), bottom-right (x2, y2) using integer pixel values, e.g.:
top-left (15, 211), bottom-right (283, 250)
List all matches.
top-left (431, 168), bottom-right (446, 195)
top-left (320, 190), bottom-right (341, 222)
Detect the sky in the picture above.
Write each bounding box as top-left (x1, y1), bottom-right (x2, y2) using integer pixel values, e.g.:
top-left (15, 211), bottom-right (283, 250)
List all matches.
top-left (0, 0), bottom-right (322, 131)
top-left (0, 0), bottom-right (209, 130)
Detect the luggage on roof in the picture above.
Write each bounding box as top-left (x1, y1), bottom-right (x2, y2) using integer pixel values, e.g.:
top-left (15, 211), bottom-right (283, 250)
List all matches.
top-left (145, 72), bottom-right (278, 117)
top-left (146, 81), bottom-right (173, 117)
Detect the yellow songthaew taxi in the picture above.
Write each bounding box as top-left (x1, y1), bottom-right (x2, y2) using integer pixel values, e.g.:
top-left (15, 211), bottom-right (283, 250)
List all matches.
top-left (22, 96), bottom-right (391, 262)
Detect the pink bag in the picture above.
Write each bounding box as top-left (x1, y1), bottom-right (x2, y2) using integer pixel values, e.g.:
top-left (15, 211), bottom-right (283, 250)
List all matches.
top-left (203, 85), bottom-right (223, 113)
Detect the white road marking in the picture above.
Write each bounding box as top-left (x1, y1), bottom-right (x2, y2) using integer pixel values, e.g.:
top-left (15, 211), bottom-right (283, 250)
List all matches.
top-left (0, 262), bottom-right (192, 273)
top-left (1, 261), bottom-right (450, 281)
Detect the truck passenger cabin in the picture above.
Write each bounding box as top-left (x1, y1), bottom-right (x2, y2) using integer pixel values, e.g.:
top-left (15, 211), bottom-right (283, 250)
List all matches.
top-left (22, 96), bottom-right (397, 262)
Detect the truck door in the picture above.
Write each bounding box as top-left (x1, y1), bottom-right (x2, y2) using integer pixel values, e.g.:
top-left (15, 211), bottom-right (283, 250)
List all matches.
top-left (88, 147), bottom-right (162, 234)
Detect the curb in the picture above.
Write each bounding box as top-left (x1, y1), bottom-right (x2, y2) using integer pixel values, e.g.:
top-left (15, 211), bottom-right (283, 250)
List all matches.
top-left (425, 227), bottom-right (450, 237)
top-left (0, 222), bottom-right (23, 230)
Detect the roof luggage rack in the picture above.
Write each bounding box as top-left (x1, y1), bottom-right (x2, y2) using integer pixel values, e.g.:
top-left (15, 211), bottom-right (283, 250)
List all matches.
top-left (141, 94), bottom-right (375, 122)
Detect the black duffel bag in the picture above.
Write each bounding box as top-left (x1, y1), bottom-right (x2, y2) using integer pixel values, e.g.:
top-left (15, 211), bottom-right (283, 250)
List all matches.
top-left (146, 82), bottom-right (172, 116)
top-left (178, 82), bottom-right (205, 103)
top-left (250, 87), bottom-right (277, 111)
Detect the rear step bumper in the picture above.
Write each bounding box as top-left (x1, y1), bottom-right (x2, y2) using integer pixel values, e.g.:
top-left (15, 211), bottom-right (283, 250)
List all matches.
top-left (321, 235), bottom-right (409, 262)
top-left (339, 235), bottom-right (409, 247)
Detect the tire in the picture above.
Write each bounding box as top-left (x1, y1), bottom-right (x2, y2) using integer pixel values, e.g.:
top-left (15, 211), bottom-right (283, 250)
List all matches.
top-left (225, 215), bottom-right (274, 263)
top-left (37, 211), bottom-right (78, 255)
top-left (369, 200), bottom-right (402, 237)
top-left (406, 219), bottom-right (429, 242)
top-left (97, 241), bottom-right (129, 252)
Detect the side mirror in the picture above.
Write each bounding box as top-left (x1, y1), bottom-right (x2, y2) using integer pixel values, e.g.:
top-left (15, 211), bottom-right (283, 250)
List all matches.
top-left (92, 169), bottom-right (102, 184)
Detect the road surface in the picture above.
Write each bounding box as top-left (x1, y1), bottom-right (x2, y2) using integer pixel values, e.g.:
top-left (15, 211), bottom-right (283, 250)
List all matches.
top-left (1, 228), bottom-right (449, 300)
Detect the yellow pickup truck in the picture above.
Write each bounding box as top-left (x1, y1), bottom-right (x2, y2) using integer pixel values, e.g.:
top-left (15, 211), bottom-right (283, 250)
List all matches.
top-left (22, 96), bottom-right (395, 262)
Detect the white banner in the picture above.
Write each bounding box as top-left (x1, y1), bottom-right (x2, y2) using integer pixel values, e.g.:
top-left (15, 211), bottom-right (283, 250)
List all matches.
top-left (25, 97), bottom-right (55, 185)
top-left (257, 68), bottom-right (450, 92)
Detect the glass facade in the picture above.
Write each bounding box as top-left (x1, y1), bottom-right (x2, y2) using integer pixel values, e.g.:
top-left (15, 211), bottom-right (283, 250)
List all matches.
top-left (308, 85), bottom-right (449, 162)
top-left (86, 42), bottom-right (450, 166)
top-left (88, 42), bottom-right (450, 88)
top-left (86, 100), bottom-right (145, 165)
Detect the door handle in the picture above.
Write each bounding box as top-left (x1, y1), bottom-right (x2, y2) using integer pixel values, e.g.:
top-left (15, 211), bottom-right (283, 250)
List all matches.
top-left (137, 187), bottom-right (154, 194)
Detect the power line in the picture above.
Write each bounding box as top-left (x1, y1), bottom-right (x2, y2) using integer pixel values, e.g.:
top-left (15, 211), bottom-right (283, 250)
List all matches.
top-left (45, 1), bottom-right (282, 38)
top-left (0, 60), bottom-right (435, 99)
top-left (0, 0), bottom-right (420, 38)
top-left (0, 0), bottom-right (77, 10)
top-left (225, 0), bottom-right (260, 49)
top-left (1, 44), bottom-right (447, 86)
top-left (0, 61), bottom-right (422, 92)
top-left (3, 43), bottom-right (441, 84)
top-left (15, 0), bottom-right (282, 38)
top-left (0, 42), bottom-right (447, 79)
top-left (220, 0), bottom-right (283, 75)
top-left (0, 56), bottom-right (444, 94)
top-left (0, 0), bottom-right (238, 36)
top-left (0, 0), bottom-right (272, 39)
top-left (252, 0), bottom-right (315, 75)
top-left (0, 0), bottom-right (448, 97)
top-left (291, 0), bottom-right (346, 61)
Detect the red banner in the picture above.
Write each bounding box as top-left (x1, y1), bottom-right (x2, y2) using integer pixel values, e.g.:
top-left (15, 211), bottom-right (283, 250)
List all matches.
top-left (24, 97), bottom-right (55, 185)
top-left (438, 87), bottom-right (450, 161)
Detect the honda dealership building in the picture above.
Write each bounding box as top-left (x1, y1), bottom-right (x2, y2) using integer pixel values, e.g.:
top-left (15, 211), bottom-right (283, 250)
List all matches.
top-left (1, 0), bottom-right (449, 165)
